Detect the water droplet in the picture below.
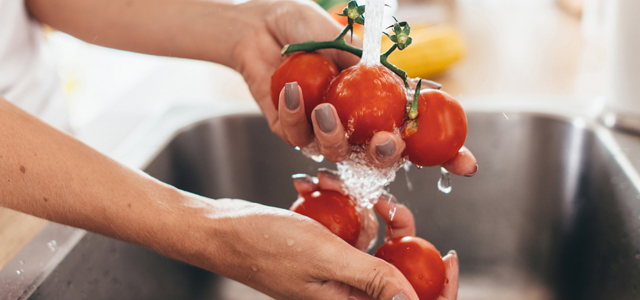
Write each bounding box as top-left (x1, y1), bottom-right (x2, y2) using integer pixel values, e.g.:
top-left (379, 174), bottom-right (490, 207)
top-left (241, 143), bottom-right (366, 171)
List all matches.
top-left (294, 146), bottom-right (301, 151)
top-left (310, 155), bottom-right (324, 163)
top-left (389, 207), bottom-right (397, 221)
top-left (437, 167), bottom-right (452, 194)
top-left (16, 270), bottom-right (22, 275)
top-left (47, 240), bottom-right (57, 252)
top-left (19, 260), bottom-right (24, 265)
top-left (419, 275), bottom-right (424, 279)
top-left (296, 248), bottom-right (302, 252)
top-left (286, 238), bottom-right (295, 246)
top-left (251, 265), bottom-right (259, 272)
top-left (264, 234), bottom-right (269, 239)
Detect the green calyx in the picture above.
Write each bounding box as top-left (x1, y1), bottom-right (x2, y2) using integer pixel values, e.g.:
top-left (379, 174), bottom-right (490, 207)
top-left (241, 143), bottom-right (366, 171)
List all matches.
top-left (386, 18), bottom-right (412, 50)
top-left (281, 0), bottom-right (412, 88)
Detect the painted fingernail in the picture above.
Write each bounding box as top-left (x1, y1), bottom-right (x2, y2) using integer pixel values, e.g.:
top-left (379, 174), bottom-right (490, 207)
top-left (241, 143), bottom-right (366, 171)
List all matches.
top-left (392, 292), bottom-right (410, 300)
top-left (376, 138), bottom-right (395, 158)
top-left (315, 105), bottom-right (337, 133)
top-left (464, 164), bottom-right (478, 177)
top-left (318, 168), bottom-right (341, 181)
top-left (285, 82), bottom-right (299, 110)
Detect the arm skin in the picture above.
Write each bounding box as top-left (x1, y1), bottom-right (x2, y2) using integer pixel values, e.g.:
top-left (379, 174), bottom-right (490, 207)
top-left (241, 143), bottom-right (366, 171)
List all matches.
top-left (26, 0), bottom-right (247, 70)
top-left (0, 96), bottom-right (421, 300)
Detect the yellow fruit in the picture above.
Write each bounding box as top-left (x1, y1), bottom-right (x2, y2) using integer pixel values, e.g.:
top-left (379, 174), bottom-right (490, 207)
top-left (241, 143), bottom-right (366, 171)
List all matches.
top-left (381, 25), bottom-right (465, 78)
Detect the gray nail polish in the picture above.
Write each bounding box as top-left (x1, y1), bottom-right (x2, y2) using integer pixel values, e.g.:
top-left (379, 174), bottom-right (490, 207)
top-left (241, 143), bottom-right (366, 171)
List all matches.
top-left (285, 82), bottom-right (299, 110)
top-left (464, 164), bottom-right (478, 177)
top-left (376, 138), bottom-right (395, 158)
top-left (392, 292), bottom-right (410, 300)
top-left (315, 105), bottom-right (337, 133)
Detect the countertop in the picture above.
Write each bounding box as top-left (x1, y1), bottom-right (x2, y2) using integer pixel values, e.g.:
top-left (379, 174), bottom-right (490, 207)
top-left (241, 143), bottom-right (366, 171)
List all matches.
top-left (0, 0), bottom-right (609, 268)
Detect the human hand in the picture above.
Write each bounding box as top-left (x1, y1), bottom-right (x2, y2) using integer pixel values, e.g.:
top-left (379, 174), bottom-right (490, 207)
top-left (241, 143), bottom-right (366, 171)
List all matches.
top-left (176, 192), bottom-right (420, 300)
top-left (232, 0), bottom-right (477, 174)
top-left (233, 0), bottom-right (407, 167)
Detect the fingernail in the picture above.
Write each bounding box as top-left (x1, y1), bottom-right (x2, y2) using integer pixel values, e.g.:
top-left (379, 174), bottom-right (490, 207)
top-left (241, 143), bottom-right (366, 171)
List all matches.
top-left (392, 292), bottom-right (410, 300)
top-left (285, 82), bottom-right (299, 110)
top-left (448, 249), bottom-right (458, 258)
top-left (292, 173), bottom-right (317, 185)
top-left (421, 79), bottom-right (442, 90)
top-left (376, 138), bottom-right (395, 158)
top-left (464, 164), bottom-right (478, 177)
top-left (315, 105), bottom-right (337, 133)
top-left (318, 168), bottom-right (341, 181)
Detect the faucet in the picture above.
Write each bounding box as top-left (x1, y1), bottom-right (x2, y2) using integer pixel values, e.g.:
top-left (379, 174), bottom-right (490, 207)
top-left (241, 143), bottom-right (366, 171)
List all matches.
top-left (600, 0), bottom-right (640, 134)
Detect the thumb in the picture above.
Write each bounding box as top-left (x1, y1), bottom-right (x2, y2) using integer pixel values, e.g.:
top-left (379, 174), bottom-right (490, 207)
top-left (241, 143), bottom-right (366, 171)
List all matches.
top-left (329, 247), bottom-right (419, 300)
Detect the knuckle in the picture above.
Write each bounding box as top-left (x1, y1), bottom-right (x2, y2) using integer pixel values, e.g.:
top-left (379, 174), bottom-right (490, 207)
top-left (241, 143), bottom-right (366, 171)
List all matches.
top-left (364, 264), bottom-right (397, 299)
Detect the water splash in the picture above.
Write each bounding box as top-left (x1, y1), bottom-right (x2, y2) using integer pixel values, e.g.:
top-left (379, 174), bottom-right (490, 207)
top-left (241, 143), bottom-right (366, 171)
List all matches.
top-left (437, 167), bottom-right (452, 194)
top-left (337, 150), bottom-right (405, 207)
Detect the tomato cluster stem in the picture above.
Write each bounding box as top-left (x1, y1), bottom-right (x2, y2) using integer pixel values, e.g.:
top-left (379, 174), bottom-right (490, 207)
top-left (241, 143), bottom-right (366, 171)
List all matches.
top-left (281, 1), bottom-right (411, 88)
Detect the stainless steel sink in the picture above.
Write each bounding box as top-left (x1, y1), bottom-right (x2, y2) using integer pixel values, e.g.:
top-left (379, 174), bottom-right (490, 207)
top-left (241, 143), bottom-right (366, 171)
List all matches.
top-left (3, 106), bottom-right (640, 300)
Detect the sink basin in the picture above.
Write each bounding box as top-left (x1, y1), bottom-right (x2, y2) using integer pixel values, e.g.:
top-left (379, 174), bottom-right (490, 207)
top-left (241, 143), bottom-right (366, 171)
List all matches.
top-left (2, 107), bottom-right (640, 299)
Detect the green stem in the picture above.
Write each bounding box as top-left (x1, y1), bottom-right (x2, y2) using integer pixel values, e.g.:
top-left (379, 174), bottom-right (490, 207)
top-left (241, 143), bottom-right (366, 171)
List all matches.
top-left (281, 27), bottom-right (408, 86)
top-left (282, 38), bottom-right (363, 58)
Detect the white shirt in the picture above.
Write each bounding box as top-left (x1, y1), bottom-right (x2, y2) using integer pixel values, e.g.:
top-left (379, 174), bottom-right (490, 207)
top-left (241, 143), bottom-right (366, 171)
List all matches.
top-left (0, 0), bottom-right (70, 131)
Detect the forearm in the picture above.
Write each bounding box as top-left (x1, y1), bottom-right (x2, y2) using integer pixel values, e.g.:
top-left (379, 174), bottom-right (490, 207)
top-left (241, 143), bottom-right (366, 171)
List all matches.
top-left (26, 0), bottom-right (255, 69)
top-left (0, 97), bottom-right (207, 256)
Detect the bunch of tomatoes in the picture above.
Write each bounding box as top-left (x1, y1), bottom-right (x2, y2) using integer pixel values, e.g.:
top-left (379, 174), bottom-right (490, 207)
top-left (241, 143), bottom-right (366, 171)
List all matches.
top-left (273, 1), bottom-right (467, 299)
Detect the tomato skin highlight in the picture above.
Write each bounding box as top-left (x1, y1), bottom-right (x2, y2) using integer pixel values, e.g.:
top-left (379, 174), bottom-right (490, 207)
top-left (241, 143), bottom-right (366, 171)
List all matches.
top-left (375, 236), bottom-right (446, 300)
top-left (271, 52), bottom-right (340, 120)
top-left (325, 64), bottom-right (407, 144)
top-left (291, 190), bottom-right (361, 246)
top-left (403, 90), bottom-right (467, 167)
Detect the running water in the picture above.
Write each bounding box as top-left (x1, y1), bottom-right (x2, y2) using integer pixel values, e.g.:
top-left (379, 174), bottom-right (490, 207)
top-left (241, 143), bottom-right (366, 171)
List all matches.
top-left (360, 0), bottom-right (385, 66)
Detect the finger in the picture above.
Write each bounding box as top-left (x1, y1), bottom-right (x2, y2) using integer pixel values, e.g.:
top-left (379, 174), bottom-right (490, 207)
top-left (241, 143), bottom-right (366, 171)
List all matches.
top-left (353, 206), bottom-right (379, 252)
top-left (311, 104), bottom-right (351, 162)
top-left (441, 146), bottom-right (478, 177)
top-left (367, 132), bottom-right (406, 168)
top-left (440, 250), bottom-right (459, 300)
top-left (279, 82), bottom-right (314, 147)
top-left (329, 247), bottom-right (419, 300)
top-left (374, 194), bottom-right (416, 240)
top-left (292, 173), bottom-right (319, 194)
top-left (317, 168), bottom-right (343, 192)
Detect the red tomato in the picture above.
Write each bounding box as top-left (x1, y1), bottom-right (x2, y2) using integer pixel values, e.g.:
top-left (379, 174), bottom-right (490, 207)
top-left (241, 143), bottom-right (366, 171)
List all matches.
top-left (325, 64), bottom-right (406, 144)
top-left (271, 52), bottom-right (339, 120)
top-left (375, 236), bottom-right (446, 300)
top-left (403, 90), bottom-right (467, 167)
top-left (291, 189), bottom-right (361, 246)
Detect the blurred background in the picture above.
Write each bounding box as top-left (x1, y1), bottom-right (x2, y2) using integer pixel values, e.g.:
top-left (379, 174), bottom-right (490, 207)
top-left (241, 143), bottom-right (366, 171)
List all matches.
top-left (47, 0), bottom-right (610, 131)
